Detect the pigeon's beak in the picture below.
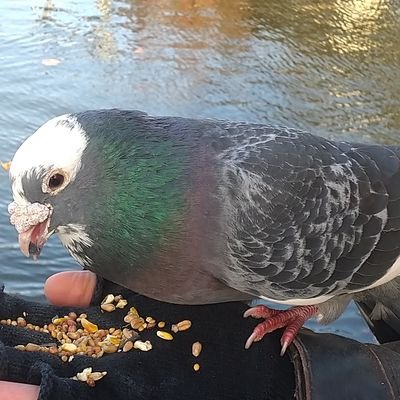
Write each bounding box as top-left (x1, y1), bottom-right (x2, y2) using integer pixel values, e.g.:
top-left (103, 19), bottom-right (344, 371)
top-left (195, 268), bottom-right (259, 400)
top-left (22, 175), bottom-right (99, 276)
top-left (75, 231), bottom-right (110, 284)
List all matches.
top-left (8, 201), bottom-right (53, 260)
top-left (18, 218), bottom-right (51, 259)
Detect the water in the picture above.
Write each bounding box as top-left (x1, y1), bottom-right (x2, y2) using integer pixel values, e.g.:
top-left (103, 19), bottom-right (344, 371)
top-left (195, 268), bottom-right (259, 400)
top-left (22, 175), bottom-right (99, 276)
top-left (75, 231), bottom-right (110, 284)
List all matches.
top-left (1, 0), bottom-right (399, 343)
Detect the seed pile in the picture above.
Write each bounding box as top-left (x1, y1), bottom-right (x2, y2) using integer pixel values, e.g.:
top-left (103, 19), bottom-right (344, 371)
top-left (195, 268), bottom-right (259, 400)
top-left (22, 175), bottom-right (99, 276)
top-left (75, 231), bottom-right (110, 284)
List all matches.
top-left (123, 305), bottom-right (157, 331)
top-left (9, 311), bottom-right (142, 362)
top-left (1, 293), bottom-right (203, 384)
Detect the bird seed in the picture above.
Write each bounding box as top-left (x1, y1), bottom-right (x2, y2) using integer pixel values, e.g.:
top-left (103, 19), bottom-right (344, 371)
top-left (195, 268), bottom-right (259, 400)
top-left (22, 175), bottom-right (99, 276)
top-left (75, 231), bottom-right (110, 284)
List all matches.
top-left (4, 295), bottom-right (201, 376)
top-left (156, 330), bottom-right (174, 341)
top-left (101, 294), bottom-right (115, 305)
top-left (176, 320), bottom-right (192, 331)
top-left (101, 303), bottom-right (116, 312)
top-left (72, 367), bottom-right (107, 387)
top-left (133, 340), bottom-right (153, 351)
top-left (115, 299), bottom-right (128, 309)
top-left (192, 341), bottom-right (202, 357)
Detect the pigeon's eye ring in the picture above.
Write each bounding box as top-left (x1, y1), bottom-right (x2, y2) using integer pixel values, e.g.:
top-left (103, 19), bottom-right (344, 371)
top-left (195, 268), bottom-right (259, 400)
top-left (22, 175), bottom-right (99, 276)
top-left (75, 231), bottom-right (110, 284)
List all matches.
top-left (48, 173), bottom-right (65, 190)
top-left (42, 170), bottom-right (69, 194)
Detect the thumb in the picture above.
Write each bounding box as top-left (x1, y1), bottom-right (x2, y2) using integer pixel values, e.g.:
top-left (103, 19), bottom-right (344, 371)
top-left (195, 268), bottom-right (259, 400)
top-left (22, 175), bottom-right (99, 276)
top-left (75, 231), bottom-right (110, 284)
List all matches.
top-left (0, 381), bottom-right (39, 400)
top-left (44, 270), bottom-right (97, 307)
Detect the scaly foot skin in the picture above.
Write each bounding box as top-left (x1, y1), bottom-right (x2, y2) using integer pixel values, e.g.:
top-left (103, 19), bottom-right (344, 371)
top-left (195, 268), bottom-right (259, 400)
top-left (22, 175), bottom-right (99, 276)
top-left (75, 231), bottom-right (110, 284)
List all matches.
top-left (244, 304), bottom-right (318, 355)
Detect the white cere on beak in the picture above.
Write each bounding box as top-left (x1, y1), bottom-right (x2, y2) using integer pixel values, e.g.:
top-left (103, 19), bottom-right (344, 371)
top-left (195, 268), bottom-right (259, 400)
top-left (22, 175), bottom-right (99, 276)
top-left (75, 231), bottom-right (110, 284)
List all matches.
top-left (8, 202), bottom-right (52, 233)
top-left (9, 114), bottom-right (88, 203)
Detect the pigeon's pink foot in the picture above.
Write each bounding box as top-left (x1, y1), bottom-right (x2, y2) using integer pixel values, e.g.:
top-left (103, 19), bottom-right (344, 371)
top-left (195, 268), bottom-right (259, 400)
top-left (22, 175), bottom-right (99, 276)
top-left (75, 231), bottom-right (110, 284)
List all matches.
top-left (244, 304), bottom-right (318, 355)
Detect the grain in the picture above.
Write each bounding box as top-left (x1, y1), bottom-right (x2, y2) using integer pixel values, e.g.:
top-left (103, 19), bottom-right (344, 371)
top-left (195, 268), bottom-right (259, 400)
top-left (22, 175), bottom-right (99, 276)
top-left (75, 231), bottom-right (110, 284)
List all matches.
top-left (101, 294), bottom-right (115, 305)
top-left (61, 343), bottom-right (78, 353)
top-left (192, 341), bottom-right (202, 357)
top-left (100, 303), bottom-right (116, 312)
top-left (122, 340), bottom-right (133, 352)
top-left (176, 320), bottom-right (192, 331)
top-left (25, 343), bottom-right (41, 352)
top-left (156, 331), bottom-right (173, 341)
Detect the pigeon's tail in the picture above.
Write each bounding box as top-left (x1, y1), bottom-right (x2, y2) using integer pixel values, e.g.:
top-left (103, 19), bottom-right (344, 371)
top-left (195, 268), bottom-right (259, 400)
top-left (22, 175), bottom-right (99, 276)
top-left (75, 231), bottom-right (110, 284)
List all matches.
top-left (355, 278), bottom-right (400, 343)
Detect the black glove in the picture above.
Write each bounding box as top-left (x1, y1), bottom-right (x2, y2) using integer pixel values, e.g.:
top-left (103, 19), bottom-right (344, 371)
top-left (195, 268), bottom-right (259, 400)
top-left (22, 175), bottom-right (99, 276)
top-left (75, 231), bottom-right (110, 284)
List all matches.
top-left (0, 279), bottom-right (295, 400)
top-left (3, 277), bottom-right (400, 400)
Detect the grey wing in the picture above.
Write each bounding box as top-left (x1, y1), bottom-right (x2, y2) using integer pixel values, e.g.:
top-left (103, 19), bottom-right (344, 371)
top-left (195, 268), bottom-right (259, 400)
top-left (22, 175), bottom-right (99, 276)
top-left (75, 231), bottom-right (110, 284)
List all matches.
top-left (217, 125), bottom-right (400, 302)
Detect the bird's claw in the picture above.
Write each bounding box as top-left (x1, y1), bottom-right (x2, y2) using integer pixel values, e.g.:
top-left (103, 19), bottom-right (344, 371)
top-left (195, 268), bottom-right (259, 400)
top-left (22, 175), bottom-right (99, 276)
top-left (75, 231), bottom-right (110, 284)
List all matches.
top-left (243, 304), bottom-right (281, 319)
top-left (244, 304), bottom-right (318, 355)
top-left (244, 332), bottom-right (259, 349)
top-left (280, 340), bottom-right (290, 356)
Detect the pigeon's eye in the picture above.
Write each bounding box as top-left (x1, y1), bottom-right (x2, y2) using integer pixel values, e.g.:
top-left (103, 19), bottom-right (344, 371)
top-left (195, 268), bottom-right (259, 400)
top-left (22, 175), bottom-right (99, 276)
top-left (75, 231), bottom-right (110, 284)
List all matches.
top-left (48, 173), bottom-right (65, 190)
top-left (42, 170), bottom-right (68, 194)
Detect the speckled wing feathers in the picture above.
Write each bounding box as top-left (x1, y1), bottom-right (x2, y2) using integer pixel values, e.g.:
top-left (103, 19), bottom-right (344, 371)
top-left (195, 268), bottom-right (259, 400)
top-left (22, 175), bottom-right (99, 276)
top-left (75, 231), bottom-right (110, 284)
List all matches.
top-left (215, 124), bottom-right (400, 302)
top-left (346, 146), bottom-right (400, 289)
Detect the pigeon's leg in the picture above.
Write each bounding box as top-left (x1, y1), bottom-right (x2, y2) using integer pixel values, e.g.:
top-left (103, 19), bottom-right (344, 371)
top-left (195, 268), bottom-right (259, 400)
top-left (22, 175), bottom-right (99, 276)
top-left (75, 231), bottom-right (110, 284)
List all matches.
top-left (244, 304), bottom-right (318, 355)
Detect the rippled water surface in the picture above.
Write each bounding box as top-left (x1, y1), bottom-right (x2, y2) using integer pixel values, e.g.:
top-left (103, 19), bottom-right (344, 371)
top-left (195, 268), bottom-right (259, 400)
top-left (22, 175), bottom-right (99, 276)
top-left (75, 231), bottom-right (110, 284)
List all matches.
top-left (2, 0), bottom-right (400, 342)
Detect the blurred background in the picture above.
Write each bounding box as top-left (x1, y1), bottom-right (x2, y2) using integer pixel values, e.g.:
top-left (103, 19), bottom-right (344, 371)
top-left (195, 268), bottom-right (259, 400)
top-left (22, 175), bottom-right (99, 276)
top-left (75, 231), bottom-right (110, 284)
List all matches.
top-left (1, 0), bottom-right (400, 342)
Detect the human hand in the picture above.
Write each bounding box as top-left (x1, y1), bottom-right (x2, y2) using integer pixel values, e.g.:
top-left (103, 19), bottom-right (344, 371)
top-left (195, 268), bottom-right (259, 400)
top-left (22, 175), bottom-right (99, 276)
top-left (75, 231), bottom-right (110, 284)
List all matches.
top-left (0, 270), bottom-right (97, 400)
top-left (0, 271), bottom-right (294, 400)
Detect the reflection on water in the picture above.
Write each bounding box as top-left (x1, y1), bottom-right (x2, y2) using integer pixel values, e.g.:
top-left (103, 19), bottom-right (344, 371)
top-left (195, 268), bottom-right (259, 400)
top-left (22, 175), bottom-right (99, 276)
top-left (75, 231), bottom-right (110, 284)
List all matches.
top-left (1, 0), bottom-right (399, 342)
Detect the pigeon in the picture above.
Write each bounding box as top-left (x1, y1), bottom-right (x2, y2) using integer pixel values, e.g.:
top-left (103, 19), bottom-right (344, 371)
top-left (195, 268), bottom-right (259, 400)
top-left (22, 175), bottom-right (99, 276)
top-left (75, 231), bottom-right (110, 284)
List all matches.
top-left (7, 109), bottom-right (400, 354)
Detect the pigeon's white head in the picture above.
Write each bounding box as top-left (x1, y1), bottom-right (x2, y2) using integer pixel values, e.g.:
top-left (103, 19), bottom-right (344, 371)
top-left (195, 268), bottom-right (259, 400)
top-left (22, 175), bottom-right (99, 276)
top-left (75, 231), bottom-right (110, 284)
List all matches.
top-left (8, 114), bottom-right (90, 260)
top-left (10, 114), bottom-right (88, 204)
